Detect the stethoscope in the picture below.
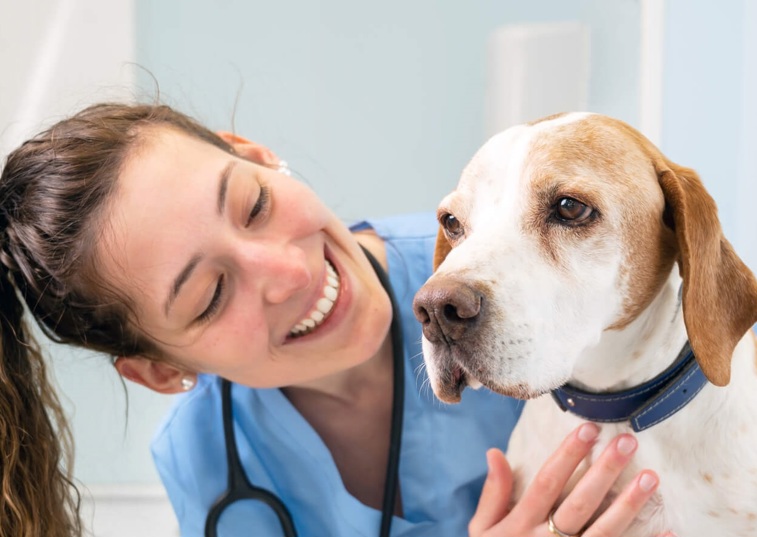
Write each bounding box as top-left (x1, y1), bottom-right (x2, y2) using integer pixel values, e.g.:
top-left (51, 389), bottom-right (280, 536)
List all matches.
top-left (205, 248), bottom-right (405, 537)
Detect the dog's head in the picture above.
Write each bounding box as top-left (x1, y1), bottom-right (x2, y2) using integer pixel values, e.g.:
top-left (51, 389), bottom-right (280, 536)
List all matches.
top-left (413, 113), bottom-right (757, 403)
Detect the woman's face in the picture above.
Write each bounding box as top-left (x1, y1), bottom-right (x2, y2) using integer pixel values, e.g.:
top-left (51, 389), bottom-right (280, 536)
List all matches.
top-left (103, 128), bottom-right (392, 390)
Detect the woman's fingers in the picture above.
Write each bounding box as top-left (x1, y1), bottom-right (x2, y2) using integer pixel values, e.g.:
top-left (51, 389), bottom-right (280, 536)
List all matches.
top-left (549, 433), bottom-right (639, 535)
top-left (469, 449), bottom-right (514, 537)
top-left (467, 424), bottom-right (666, 537)
top-left (581, 470), bottom-right (660, 537)
top-left (511, 422), bottom-right (600, 525)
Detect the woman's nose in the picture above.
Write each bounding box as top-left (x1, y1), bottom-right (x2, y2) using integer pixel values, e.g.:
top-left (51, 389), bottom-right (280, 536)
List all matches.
top-left (260, 244), bottom-right (312, 304)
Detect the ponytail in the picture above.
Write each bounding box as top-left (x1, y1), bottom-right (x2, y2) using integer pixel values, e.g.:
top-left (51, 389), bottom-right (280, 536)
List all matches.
top-left (0, 101), bottom-right (236, 536)
top-left (0, 260), bottom-right (81, 535)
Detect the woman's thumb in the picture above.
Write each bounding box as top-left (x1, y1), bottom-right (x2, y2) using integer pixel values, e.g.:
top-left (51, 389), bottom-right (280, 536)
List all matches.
top-left (468, 448), bottom-right (514, 536)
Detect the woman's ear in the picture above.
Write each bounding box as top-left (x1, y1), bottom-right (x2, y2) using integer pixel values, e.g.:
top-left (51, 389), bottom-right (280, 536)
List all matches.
top-left (216, 131), bottom-right (279, 166)
top-left (114, 356), bottom-right (195, 394)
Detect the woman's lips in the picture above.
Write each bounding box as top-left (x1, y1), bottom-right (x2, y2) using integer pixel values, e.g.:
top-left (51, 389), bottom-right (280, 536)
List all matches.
top-left (288, 259), bottom-right (340, 337)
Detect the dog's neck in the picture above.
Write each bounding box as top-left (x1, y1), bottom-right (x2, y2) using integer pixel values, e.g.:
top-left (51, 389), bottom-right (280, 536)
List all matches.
top-left (569, 269), bottom-right (690, 392)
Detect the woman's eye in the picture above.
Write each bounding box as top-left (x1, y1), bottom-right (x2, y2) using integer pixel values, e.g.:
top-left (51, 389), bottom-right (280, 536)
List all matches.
top-left (553, 197), bottom-right (595, 225)
top-left (440, 213), bottom-right (464, 239)
top-left (246, 185), bottom-right (270, 227)
top-left (197, 275), bottom-right (225, 323)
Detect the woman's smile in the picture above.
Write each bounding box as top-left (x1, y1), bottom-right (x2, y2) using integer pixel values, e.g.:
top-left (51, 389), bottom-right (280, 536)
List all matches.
top-left (288, 258), bottom-right (341, 338)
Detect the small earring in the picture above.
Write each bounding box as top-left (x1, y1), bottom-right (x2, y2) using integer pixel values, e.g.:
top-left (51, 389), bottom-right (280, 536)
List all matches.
top-left (181, 376), bottom-right (196, 391)
top-left (277, 160), bottom-right (292, 176)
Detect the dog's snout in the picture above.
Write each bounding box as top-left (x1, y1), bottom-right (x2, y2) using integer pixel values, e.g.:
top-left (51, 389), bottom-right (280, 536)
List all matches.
top-left (413, 280), bottom-right (483, 344)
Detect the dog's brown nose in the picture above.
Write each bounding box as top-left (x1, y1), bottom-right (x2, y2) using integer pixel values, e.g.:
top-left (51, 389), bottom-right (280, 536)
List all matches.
top-left (413, 279), bottom-right (483, 344)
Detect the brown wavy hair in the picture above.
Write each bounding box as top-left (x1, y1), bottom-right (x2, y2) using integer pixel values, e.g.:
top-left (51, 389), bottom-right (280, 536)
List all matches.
top-left (0, 103), bottom-right (233, 536)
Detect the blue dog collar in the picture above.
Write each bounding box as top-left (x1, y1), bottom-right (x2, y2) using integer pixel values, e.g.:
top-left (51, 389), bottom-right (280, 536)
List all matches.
top-left (550, 342), bottom-right (709, 432)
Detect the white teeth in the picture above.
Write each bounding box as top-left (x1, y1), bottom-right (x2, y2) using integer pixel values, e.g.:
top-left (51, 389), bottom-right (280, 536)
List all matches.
top-left (323, 285), bottom-right (337, 301)
top-left (317, 297), bottom-right (334, 314)
top-left (289, 259), bottom-right (340, 337)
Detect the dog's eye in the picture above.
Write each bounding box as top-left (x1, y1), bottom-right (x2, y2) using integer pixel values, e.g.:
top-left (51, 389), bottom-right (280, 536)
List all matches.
top-left (554, 197), bottom-right (594, 225)
top-left (440, 213), bottom-right (464, 239)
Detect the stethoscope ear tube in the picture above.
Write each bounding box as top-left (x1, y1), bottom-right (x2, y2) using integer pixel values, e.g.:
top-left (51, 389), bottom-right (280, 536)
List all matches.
top-left (205, 380), bottom-right (299, 537)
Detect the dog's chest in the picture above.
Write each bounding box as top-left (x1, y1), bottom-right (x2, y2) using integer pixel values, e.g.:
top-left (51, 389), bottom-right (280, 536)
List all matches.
top-left (506, 395), bottom-right (757, 537)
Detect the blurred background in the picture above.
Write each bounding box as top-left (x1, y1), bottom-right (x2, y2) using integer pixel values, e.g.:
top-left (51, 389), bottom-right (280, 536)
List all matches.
top-left (1, 0), bottom-right (755, 535)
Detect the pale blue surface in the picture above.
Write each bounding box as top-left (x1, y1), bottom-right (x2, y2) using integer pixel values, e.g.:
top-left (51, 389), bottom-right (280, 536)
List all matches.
top-left (151, 213), bottom-right (523, 536)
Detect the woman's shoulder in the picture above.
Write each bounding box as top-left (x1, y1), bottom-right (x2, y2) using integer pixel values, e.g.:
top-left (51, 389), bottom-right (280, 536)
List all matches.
top-left (349, 211), bottom-right (438, 241)
top-left (151, 374), bottom-right (224, 456)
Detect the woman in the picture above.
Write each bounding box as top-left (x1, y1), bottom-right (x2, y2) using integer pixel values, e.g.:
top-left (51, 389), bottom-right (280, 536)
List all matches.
top-left (0, 103), bottom-right (668, 537)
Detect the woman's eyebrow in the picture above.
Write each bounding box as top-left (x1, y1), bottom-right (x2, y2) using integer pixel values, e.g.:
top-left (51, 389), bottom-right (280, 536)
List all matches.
top-left (165, 254), bottom-right (202, 317)
top-left (163, 160), bottom-right (236, 317)
top-left (216, 161), bottom-right (236, 215)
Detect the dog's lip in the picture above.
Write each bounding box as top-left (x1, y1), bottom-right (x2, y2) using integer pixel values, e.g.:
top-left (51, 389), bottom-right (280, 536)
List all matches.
top-left (434, 363), bottom-right (469, 403)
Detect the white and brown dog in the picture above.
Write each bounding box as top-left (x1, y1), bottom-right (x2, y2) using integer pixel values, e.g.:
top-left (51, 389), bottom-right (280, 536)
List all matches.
top-left (413, 112), bottom-right (757, 536)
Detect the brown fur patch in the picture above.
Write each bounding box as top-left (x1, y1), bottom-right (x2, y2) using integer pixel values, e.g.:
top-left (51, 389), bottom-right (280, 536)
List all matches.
top-left (520, 115), bottom-right (678, 327)
top-left (433, 226), bottom-right (452, 271)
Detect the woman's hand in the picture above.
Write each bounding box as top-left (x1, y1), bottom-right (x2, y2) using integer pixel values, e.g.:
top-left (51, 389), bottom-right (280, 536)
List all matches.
top-left (469, 423), bottom-right (673, 537)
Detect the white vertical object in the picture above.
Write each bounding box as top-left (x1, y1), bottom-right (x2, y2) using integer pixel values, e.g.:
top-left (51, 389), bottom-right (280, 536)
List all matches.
top-left (639, 0), bottom-right (666, 147)
top-left (484, 22), bottom-right (590, 138)
top-left (0, 0), bottom-right (136, 157)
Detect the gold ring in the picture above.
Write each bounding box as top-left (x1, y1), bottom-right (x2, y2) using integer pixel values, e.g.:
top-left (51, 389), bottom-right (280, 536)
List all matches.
top-left (548, 509), bottom-right (581, 537)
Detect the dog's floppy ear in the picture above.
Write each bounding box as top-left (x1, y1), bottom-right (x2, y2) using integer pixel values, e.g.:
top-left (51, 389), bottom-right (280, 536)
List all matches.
top-left (657, 160), bottom-right (757, 386)
top-left (433, 227), bottom-right (452, 271)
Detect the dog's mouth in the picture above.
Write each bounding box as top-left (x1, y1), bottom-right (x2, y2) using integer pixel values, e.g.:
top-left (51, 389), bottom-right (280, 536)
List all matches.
top-left (433, 358), bottom-right (551, 403)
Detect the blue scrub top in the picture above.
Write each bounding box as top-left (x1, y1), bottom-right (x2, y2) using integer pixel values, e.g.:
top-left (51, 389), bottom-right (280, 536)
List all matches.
top-left (151, 212), bottom-right (523, 537)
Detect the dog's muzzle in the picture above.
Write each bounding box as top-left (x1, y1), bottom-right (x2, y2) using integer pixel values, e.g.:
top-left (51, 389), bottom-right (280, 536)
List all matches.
top-left (413, 276), bottom-right (489, 401)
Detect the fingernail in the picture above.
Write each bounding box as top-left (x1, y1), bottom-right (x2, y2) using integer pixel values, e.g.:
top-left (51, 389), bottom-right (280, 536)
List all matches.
top-left (639, 472), bottom-right (658, 492)
top-left (617, 435), bottom-right (637, 456)
top-left (486, 449), bottom-right (494, 475)
top-left (578, 423), bottom-right (600, 443)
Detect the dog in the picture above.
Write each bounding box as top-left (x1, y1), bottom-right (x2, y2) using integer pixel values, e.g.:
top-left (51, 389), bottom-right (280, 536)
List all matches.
top-left (413, 112), bottom-right (757, 536)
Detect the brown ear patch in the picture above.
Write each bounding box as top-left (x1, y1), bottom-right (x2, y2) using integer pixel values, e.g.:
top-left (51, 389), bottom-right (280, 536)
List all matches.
top-left (433, 227), bottom-right (452, 271)
top-left (606, 115), bottom-right (757, 386)
top-left (658, 164), bottom-right (757, 386)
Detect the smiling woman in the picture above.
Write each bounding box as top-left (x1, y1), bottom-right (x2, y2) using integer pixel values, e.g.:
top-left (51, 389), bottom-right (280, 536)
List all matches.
top-left (0, 101), bottom-right (668, 537)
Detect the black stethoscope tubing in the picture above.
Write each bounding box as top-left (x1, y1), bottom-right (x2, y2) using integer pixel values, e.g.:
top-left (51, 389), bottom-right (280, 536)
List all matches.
top-left (204, 247), bottom-right (405, 537)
